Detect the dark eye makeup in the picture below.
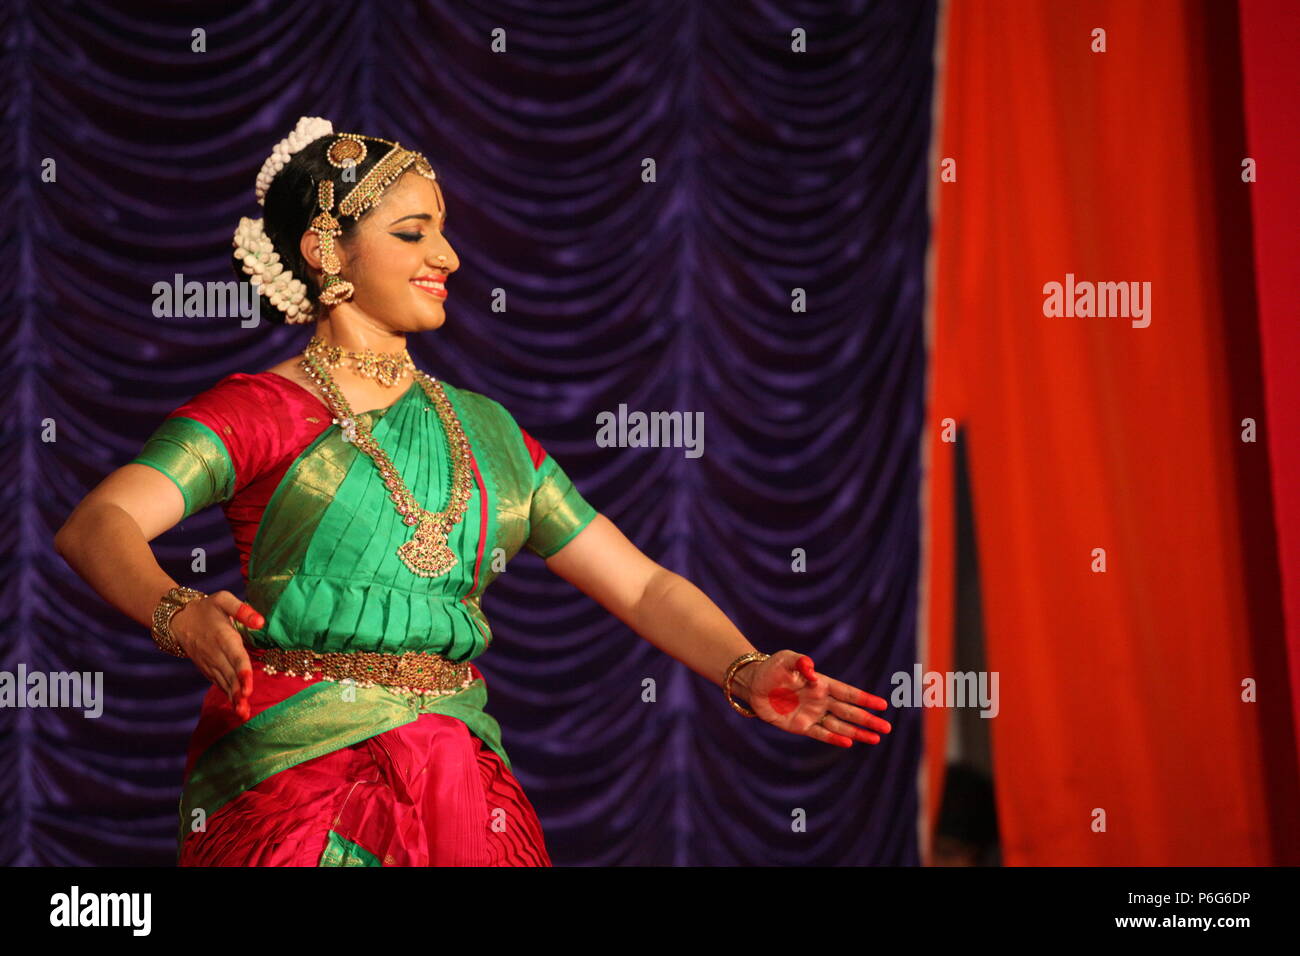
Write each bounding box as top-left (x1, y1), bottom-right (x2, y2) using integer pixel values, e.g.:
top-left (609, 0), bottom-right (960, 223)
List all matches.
top-left (388, 209), bottom-right (446, 242)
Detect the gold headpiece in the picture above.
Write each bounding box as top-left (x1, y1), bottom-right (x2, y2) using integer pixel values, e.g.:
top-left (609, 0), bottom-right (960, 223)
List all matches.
top-left (332, 135), bottom-right (437, 218)
top-left (310, 133), bottom-right (439, 306)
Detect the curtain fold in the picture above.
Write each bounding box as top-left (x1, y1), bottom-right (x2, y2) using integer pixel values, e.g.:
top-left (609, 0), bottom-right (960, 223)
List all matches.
top-left (10, 1), bottom-right (935, 865)
top-left (926, 0), bottom-right (1297, 864)
top-left (1239, 0), bottom-right (1300, 798)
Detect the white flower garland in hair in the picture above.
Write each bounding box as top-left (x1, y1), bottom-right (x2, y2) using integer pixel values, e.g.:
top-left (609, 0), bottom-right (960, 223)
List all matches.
top-left (233, 217), bottom-right (314, 323)
top-left (234, 115), bottom-right (336, 324)
top-left (254, 115), bottom-right (334, 206)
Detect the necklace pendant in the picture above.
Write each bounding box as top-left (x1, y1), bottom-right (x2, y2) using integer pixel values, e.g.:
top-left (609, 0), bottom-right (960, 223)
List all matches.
top-left (303, 352), bottom-right (473, 580)
top-left (396, 511), bottom-right (459, 577)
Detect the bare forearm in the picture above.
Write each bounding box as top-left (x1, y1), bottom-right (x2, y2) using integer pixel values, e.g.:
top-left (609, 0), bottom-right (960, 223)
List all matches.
top-left (54, 504), bottom-right (178, 629)
top-left (627, 568), bottom-right (763, 698)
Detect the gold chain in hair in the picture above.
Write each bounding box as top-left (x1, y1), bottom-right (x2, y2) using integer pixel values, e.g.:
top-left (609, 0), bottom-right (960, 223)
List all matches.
top-left (330, 134), bottom-right (437, 219)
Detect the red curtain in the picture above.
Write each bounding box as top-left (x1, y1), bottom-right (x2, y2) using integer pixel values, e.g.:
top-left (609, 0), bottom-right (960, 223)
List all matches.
top-left (1239, 0), bottom-right (1300, 790)
top-left (924, 0), bottom-right (1299, 865)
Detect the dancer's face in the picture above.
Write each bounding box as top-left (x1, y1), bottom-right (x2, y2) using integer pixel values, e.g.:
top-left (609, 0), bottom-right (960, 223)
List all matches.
top-left (306, 171), bottom-right (459, 332)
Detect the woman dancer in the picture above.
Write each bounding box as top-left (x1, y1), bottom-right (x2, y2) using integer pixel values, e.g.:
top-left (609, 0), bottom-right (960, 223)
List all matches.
top-left (53, 116), bottom-right (892, 866)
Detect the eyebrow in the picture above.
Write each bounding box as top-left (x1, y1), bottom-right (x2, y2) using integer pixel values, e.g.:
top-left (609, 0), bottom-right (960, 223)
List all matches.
top-left (388, 210), bottom-right (448, 227)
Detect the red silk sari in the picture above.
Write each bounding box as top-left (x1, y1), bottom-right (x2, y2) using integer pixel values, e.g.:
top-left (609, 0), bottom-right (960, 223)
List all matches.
top-left (132, 370), bottom-right (597, 866)
top-left (176, 664), bottom-right (549, 866)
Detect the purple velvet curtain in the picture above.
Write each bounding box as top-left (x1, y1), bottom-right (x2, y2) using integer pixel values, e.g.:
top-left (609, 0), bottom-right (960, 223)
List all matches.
top-left (4, 0), bottom-right (934, 865)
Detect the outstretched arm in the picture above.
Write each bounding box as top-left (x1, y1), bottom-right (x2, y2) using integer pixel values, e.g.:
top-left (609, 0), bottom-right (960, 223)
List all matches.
top-left (543, 513), bottom-right (892, 749)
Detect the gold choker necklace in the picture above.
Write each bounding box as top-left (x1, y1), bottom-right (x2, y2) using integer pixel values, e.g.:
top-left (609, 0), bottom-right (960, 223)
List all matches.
top-left (304, 334), bottom-right (416, 388)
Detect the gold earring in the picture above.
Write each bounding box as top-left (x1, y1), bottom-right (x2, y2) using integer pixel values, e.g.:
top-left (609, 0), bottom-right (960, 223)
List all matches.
top-left (319, 275), bottom-right (353, 306)
top-left (312, 179), bottom-right (354, 306)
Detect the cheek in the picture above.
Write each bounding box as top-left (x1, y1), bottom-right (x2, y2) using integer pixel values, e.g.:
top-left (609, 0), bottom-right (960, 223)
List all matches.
top-left (394, 246), bottom-right (429, 290)
top-left (354, 245), bottom-right (421, 298)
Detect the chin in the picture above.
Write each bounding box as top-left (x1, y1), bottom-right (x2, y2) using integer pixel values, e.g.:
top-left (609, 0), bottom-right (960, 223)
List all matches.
top-left (418, 308), bottom-right (447, 331)
top-left (412, 294), bottom-right (447, 327)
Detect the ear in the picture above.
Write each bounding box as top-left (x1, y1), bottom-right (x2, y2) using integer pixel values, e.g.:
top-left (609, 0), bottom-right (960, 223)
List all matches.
top-left (300, 227), bottom-right (353, 278)
top-left (299, 229), bottom-right (323, 273)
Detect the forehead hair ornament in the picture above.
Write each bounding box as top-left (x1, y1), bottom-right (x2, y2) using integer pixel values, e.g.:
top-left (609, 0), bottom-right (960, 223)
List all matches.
top-left (232, 117), bottom-right (440, 324)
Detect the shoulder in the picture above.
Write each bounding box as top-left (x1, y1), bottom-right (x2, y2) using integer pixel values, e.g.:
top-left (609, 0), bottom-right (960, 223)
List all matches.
top-left (442, 382), bottom-right (546, 469)
top-left (167, 371), bottom-right (322, 428)
top-left (441, 380), bottom-right (503, 419)
top-left (165, 372), bottom-right (281, 427)
top-left (162, 372), bottom-right (307, 488)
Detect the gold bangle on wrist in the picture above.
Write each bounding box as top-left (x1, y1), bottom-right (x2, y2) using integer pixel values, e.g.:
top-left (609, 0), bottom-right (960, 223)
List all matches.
top-left (723, 651), bottom-right (770, 718)
top-left (150, 586), bottom-right (206, 658)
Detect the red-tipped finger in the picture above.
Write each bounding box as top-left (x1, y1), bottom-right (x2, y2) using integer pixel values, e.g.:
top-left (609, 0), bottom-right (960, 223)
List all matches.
top-left (798, 656), bottom-right (818, 683)
top-left (235, 603), bottom-right (265, 630)
top-left (212, 665), bottom-right (236, 700)
top-left (239, 668), bottom-right (254, 699)
top-left (861, 691), bottom-right (887, 710)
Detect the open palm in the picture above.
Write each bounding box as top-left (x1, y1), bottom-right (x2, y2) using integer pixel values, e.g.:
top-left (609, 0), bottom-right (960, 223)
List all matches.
top-left (745, 651), bottom-right (892, 748)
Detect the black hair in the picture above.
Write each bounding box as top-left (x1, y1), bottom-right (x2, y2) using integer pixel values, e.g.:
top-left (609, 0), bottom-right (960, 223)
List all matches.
top-left (231, 134), bottom-right (389, 326)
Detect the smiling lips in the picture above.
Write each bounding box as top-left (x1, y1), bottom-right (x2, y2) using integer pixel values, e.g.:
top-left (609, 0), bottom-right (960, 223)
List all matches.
top-left (411, 276), bottom-right (447, 299)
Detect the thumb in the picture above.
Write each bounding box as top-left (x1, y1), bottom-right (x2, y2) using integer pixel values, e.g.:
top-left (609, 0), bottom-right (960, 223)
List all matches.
top-left (796, 655), bottom-right (818, 684)
top-left (234, 602), bottom-right (266, 630)
top-left (209, 591), bottom-right (266, 631)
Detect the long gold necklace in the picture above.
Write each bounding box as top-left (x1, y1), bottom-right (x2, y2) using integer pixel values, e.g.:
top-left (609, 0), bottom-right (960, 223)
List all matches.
top-left (299, 352), bottom-right (474, 578)
top-left (304, 334), bottom-right (416, 387)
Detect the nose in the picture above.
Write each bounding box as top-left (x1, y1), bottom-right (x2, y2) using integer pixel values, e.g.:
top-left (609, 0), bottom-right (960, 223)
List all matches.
top-left (429, 236), bottom-right (458, 274)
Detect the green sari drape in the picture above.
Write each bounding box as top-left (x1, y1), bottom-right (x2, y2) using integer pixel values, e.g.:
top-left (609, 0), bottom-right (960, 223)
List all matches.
top-left (131, 374), bottom-right (598, 859)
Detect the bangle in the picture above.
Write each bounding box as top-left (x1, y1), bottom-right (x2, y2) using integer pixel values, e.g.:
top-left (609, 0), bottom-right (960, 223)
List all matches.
top-left (150, 586), bottom-right (206, 658)
top-left (724, 651), bottom-right (770, 718)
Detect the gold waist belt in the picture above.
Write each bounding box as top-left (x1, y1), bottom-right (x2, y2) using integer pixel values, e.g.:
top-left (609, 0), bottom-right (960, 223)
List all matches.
top-left (254, 647), bottom-right (474, 695)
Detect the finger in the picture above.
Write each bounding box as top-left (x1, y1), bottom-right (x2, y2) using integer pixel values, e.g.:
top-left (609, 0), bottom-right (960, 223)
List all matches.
top-left (234, 602), bottom-right (265, 630)
top-left (193, 649), bottom-right (233, 699)
top-left (216, 627), bottom-right (254, 721)
top-left (805, 721), bottom-right (854, 749)
top-left (825, 676), bottom-right (888, 712)
top-left (823, 712), bottom-right (881, 745)
top-left (233, 665), bottom-right (254, 721)
top-left (196, 629), bottom-right (241, 702)
top-left (209, 591), bottom-right (266, 631)
top-left (216, 631), bottom-right (252, 699)
top-left (797, 656), bottom-right (819, 684)
top-left (202, 654), bottom-right (237, 702)
top-left (827, 698), bottom-right (893, 734)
